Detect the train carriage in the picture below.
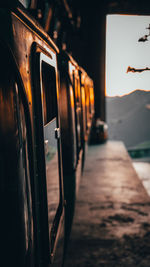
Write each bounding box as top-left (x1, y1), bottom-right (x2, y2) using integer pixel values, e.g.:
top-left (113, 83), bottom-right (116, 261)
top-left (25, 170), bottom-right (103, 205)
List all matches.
top-left (0, 4), bottom-right (95, 267)
top-left (0, 7), bottom-right (64, 267)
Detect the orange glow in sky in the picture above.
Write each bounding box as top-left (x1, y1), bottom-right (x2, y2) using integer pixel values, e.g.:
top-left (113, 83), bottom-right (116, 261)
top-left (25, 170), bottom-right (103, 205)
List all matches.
top-left (106, 15), bottom-right (150, 96)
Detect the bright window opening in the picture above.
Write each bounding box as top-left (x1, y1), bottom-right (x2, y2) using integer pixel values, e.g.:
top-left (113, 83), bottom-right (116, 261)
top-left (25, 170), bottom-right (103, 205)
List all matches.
top-left (106, 15), bottom-right (150, 97)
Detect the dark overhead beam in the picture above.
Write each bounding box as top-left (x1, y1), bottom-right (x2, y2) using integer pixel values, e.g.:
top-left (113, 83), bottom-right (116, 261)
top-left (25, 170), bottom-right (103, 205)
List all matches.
top-left (107, 0), bottom-right (150, 15)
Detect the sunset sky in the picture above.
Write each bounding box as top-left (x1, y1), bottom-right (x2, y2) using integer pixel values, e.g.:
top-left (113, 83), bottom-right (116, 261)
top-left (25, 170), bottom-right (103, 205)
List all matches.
top-left (106, 15), bottom-right (150, 96)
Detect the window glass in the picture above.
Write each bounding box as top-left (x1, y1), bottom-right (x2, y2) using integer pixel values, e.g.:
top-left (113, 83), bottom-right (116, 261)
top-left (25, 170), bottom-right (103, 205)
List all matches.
top-left (19, 0), bottom-right (31, 8)
top-left (41, 62), bottom-right (57, 125)
top-left (41, 60), bottom-right (60, 249)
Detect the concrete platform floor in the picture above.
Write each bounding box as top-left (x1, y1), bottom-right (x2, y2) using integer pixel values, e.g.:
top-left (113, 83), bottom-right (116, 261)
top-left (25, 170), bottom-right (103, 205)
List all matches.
top-left (64, 141), bottom-right (150, 267)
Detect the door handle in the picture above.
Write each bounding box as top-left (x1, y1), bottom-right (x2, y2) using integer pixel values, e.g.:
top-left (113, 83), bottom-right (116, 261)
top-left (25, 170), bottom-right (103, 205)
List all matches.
top-left (55, 128), bottom-right (60, 139)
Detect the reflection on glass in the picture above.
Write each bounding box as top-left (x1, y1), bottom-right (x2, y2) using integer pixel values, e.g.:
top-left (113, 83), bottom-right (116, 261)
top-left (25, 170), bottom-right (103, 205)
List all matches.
top-left (44, 118), bottom-right (59, 232)
top-left (19, 0), bottom-right (31, 8)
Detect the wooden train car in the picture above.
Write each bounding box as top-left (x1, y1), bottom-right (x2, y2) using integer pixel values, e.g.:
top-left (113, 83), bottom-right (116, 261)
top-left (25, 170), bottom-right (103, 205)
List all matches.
top-left (0, 7), bottom-right (64, 267)
top-left (0, 5), bottom-right (95, 267)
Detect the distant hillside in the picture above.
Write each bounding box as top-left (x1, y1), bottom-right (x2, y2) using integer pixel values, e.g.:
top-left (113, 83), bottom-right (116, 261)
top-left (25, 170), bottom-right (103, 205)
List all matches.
top-left (106, 90), bottom-right (150, 148)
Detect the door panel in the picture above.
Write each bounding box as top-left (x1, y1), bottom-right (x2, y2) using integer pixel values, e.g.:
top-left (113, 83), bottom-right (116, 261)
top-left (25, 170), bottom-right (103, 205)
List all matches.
top-left (39, 51), bottom-right (64, 258)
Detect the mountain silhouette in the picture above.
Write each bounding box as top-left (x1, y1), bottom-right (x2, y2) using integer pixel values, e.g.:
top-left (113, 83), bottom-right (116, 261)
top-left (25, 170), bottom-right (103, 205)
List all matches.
top-left (106, 90), bottom-right (150, 148)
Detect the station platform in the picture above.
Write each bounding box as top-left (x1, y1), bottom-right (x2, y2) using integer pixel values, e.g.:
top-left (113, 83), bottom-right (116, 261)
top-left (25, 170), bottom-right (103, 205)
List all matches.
top-left (64, 141), bottom-right (150, 267)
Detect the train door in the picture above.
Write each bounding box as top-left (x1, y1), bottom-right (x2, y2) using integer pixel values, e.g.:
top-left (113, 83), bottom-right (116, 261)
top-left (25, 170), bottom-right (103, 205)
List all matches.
top-left (14, 83), bottom-right (35, 267)
top-left (73, 69), bottom-right (81, 159)
top-left (89, 84), bottom-right (95, 117)
top-left (41, 53), bottom-right (63, 254)
top-left (79, 71), bottom-right (87, 169)
top-left (58, 56), bottom-right (78, 249)
top-left (58, 60), bottom-right (77, 172)
top-left (85, 81), bottom-right (91, 133)
top-left (0, 52), bottom-right (34, 267)
top-left (33, 50), bottom-right (64, 265)
top-left (81, 80), bottom-right (86, 141)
